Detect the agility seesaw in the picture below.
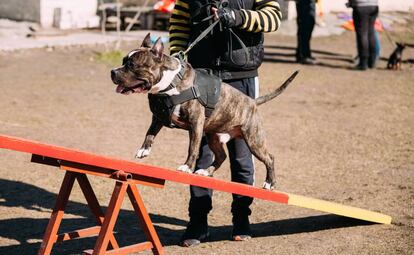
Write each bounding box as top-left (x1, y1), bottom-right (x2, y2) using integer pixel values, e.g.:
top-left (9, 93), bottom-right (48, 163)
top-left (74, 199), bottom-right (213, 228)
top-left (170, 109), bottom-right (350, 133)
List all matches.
top-left (0, 134), bottom-right (391, 255)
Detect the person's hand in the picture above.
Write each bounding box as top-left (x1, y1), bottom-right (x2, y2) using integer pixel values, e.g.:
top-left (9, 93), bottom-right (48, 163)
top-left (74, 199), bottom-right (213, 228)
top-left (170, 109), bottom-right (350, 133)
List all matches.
top-left (212, 7), bottom-right (237, 28)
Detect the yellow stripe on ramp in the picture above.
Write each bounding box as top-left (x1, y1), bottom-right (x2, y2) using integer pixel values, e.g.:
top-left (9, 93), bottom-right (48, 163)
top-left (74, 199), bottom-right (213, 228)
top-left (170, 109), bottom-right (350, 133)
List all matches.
top-left (288, 194), bottom-right (392, 224)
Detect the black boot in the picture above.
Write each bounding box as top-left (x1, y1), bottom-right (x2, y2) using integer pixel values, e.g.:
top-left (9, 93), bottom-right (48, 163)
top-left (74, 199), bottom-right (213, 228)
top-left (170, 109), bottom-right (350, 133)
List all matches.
top-left (355, 56), bottom-right (368, 71)
top-left (232, 215), bottom-right (252, 241)
top-left (368, 55), bottom-right (377, 69)
top-left (180, 216), bottom-right (209, 247)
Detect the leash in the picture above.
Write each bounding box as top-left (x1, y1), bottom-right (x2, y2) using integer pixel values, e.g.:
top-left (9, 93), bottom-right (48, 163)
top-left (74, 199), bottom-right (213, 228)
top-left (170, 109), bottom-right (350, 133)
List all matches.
top-left (172, 1), bottom-right (249, 66)
top-left (172, 18), bottom-right (220, 60)
top-left (379, 18), bottom-right (397, 46)
top-left (172, 18), bottom-right (250, 69)
top-left (184, 19), bottom-right (220, 56)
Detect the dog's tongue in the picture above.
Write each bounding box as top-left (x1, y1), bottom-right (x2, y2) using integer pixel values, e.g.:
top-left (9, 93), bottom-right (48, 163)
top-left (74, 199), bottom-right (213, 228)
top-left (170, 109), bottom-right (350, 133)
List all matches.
top-left (116, 85), bottom-right (146, 94)
top-left (116, 85), bottom-right (124, 93)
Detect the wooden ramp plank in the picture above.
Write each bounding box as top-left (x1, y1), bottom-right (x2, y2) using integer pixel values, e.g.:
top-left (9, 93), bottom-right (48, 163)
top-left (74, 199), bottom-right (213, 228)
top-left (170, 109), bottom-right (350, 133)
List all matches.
top-left (0, 134), bottom-right (392, 224)
top-left (0, 134), bottom-right (290, 204)
top-left (288, 194), bottom-right (392, 224)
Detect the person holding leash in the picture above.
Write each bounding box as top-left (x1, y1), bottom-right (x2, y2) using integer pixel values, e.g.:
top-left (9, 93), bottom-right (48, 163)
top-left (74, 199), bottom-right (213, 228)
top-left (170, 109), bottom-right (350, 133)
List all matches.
top-left (347, 0), bottom-right (379, 70)
top-left (169, 0), bottom-right (282, 247)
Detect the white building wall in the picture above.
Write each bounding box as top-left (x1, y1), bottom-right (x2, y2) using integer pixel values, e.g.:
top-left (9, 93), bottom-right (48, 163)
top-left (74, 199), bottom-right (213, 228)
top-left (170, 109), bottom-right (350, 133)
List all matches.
top-left (41, 0), bottom-right (99, 29)
top-left (0, 0), bottom-right (99, 29)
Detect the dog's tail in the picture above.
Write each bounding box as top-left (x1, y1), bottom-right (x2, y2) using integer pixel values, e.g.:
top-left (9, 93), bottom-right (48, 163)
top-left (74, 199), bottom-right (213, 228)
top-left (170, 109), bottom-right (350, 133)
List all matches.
top-left (255, 70), bottom-right (299, 106)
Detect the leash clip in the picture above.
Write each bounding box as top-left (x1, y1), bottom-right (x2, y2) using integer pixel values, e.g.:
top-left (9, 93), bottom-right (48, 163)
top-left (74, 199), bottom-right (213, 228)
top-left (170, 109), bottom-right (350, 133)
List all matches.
top-left (172, 50), bottom-right (187, 61)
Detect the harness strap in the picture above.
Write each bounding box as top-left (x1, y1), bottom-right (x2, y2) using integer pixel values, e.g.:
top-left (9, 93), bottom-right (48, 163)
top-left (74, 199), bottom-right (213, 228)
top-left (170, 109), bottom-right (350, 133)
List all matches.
top-left (167, 84), bottom-right (215, 118)
top-left (168, 86), bottom-right (201, 107)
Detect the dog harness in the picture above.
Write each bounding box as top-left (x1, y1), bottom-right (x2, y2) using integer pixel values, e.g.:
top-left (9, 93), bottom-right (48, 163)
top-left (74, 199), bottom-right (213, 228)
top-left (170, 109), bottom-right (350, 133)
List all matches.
top-left (148, 62), bottom-right (222, 128)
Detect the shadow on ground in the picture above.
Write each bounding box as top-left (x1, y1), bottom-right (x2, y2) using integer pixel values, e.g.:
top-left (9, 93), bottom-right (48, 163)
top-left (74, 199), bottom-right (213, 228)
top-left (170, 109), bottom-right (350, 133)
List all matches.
top-left (263, 44), bottom-right (367, 69)
top-left (0, 179), bottom-right (373, 254)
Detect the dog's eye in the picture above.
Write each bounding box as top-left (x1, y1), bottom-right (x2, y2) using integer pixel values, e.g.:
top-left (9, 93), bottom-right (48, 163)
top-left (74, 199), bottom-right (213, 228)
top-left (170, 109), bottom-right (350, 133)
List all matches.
top-left (126, 61), bottom-right (134, 69)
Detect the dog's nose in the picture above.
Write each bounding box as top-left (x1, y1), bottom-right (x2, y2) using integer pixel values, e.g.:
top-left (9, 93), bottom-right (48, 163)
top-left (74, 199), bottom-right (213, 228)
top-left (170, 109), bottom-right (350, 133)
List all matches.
top-left (111, 70), bottom-right (116, 82)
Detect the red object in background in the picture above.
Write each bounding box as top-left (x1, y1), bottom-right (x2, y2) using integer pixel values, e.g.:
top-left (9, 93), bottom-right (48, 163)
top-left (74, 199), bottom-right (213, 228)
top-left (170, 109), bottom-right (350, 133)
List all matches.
top-left (153, 0), bottom-right (175, 13)
top-left (341, 19), bottom-right (384, 32)
top-left (374, 19), bottom-right (384, 32)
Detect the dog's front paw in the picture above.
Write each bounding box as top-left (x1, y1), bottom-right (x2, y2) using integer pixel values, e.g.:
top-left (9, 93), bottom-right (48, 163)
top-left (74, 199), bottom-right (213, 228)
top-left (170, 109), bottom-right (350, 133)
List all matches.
top-left (262, 181), bottom-right (275, 190)
top-left (177, 164), bottom-right (192, 173)
top-left (135, 147), bottom-right (151, 159)
top-left (194, 169), bottom-right (211, 177)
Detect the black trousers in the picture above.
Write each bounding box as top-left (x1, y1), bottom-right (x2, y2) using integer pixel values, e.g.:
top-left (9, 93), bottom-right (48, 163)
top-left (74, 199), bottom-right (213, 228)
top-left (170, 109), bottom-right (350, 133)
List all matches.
top-left (296, 0), bottom-right (316, 61)
top-left (353, 6), bottom-right (379, 64)
top-left (188, 77), bottom-right (257, 220)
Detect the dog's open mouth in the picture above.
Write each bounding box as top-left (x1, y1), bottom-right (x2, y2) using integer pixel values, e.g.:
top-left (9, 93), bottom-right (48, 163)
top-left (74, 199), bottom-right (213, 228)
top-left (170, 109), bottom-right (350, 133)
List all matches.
top-left (116, 80), bottom-right (149, 95)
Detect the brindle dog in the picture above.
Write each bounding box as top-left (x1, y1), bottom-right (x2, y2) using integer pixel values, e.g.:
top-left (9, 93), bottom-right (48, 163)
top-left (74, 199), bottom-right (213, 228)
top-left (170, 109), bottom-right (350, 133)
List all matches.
top-left (111, 33), bottom-right (298, 190)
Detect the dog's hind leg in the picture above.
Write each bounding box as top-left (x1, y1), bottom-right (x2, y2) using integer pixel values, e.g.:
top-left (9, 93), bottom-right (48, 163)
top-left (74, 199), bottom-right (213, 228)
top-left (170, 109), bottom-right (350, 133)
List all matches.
top-left (194, 133), bottom-right (227, 176)
top-left (241, 117), bottom-right (276, 190)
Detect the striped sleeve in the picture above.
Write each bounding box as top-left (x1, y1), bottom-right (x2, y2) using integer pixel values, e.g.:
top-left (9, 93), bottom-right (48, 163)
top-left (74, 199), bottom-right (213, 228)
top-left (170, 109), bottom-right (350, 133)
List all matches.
top-left (237, 0), bottom-right (282, 33)
top-left (169, 0), bottom-right (191, 55)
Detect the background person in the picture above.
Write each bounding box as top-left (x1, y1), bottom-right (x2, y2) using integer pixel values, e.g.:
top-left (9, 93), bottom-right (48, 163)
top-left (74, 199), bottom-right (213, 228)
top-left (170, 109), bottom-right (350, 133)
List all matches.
top-left (295, 0), bottom-right (317, 65)
top-left (169, 0), bottom-right (282, 247)
top-left (347, 0), bottom-right (379, 70)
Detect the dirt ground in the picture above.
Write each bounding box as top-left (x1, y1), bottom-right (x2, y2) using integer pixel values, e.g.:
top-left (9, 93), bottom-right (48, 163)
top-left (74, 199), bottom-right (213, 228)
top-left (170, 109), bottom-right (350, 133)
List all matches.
top-left (1, 20), bottom-right (413, 255)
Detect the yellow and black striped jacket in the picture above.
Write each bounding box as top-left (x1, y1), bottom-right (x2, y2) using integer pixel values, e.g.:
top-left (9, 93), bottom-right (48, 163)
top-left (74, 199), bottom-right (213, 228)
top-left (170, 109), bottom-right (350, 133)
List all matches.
top-left (169, 0), bottom-right (282, 55)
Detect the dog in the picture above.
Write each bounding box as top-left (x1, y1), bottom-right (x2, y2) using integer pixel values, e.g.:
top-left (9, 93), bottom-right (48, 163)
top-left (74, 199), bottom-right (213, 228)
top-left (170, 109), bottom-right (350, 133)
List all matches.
top-left (387, 42), bottom-right (406, 70)
top-left (111, 33), bottom-right (298, 190)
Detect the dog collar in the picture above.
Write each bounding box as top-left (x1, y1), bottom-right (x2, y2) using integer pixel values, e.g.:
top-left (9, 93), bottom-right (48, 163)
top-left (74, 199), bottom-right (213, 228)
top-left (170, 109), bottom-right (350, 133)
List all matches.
top-left (158, 57), bottom-right (187, 94)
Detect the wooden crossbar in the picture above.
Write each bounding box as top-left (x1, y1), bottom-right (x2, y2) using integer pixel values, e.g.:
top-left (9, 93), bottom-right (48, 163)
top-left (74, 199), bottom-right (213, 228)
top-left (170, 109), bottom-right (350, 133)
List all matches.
top-left (0, 134), bottom-right (392, 254)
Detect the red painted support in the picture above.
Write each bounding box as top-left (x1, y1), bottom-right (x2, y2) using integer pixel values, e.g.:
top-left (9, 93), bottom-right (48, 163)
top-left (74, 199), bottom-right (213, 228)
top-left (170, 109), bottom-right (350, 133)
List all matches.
top-left (0, 134), bottom-right (290, 204)
top-left (38, 171), bottom-right (76, 255)
top-left (127, 184), bottom-right (164, 255)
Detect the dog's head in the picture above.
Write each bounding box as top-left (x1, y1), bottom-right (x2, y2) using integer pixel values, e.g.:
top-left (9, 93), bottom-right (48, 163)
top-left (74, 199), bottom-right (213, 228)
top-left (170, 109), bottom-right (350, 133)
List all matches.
top-left (111, 33), bottom-right (166, 95)
top-left (396, 42), bottom-right (406, 50)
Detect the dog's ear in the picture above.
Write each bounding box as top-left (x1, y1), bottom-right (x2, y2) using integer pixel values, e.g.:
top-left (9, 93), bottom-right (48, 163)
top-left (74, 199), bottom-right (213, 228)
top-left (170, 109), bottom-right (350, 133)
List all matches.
top-left (141, 33), bottom-right (152, 48)
top-left (151, 37), bottom-right (164, 60)
top-left (396, 42), bottom-right (406, 48)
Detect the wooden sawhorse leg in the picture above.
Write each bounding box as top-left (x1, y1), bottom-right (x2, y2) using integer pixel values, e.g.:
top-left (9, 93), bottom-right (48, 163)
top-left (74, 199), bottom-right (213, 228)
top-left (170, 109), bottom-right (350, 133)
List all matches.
top-left (38, 171), bottom-right (75, 255)
top-left (38, 171), bottom-right (164, 255)
top-left (38, 171), bottom-right (119, 255)
top-left (86, 181), bottom-right (163, 255)
top-left (127, 184), bottom-right (163, 254)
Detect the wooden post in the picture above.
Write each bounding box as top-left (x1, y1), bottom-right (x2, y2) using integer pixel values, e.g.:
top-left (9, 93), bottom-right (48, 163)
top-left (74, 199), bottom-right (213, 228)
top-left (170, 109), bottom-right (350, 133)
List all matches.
top-left (92, 181), bottom-right (127, 255)
top-left (38, 172), bottom-right (76, 255)
top-left (127, 184), bottom-right (164, 255)
top-left (76, 174), bottom-right (120, 250)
